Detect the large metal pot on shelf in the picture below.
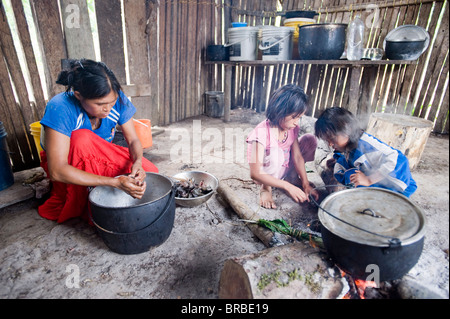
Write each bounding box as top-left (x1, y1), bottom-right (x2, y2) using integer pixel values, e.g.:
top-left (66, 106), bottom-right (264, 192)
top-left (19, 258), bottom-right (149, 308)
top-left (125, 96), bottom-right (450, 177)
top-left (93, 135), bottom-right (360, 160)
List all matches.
top-left (297, 23), bottom-right (347, 60)
top-left (282, 10), bottom-right (318, 19)
top-left (316, 187), bottom-right (426, 282)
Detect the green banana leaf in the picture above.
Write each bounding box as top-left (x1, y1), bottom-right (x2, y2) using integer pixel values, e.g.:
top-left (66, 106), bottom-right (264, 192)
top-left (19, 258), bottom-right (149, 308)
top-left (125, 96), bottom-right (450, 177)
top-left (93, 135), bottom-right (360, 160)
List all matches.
top-left (257, 218), bottom-right (324, 249)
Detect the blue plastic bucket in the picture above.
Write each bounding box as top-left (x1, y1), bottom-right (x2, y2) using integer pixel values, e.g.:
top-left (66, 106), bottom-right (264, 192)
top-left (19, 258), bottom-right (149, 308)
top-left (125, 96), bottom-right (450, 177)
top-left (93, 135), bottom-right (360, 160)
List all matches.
top-left (0, 121), bottom-right (14, 191)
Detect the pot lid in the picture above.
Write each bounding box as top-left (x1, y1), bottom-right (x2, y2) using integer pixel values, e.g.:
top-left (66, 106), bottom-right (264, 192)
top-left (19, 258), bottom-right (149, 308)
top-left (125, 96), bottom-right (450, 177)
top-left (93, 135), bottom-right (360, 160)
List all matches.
top-left (318, 187), bottom-right (426, 247)
top-left (385, 25), bottom-right (429, 42)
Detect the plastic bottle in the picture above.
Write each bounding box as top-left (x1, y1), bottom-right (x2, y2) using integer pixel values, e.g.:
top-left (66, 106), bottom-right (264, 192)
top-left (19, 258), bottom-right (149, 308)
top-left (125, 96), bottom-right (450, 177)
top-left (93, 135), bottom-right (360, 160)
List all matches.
top-left (347, 15), bottom-right (365, 60)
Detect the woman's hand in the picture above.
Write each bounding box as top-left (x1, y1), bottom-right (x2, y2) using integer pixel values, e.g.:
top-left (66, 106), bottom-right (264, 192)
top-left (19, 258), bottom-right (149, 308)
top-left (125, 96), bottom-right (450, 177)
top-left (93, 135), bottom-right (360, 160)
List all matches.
top-left (130, 160), bottom-right (146, 184)
top-left (116, 175), bottom-right (147, 199)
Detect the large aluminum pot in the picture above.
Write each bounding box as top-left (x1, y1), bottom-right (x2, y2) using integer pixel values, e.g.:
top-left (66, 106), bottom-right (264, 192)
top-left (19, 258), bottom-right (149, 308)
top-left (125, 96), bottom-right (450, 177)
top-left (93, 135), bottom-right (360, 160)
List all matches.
top-left (318, 187), bottom-right (426, 281)
top-left (89, 172), bottom-right (173, 233)
top-left (298, 23), bottom-right (347, 60)
top-left (91, 190), bottom-right (176, 255)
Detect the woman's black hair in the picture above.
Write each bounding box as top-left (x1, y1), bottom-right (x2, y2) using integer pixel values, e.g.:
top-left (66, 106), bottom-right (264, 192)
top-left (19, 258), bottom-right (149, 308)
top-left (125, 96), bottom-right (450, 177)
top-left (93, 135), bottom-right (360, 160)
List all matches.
top-left (266, 84), bottom-right (308, 128)
top-left (314, 107), bottom-right (364, 151)
top-left (56, 59), bottom-right (122, 99)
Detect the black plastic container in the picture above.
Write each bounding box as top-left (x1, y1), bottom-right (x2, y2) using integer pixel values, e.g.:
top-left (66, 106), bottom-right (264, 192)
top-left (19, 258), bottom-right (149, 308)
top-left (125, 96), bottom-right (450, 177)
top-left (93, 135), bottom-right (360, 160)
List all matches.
top-left (206, 45), bottom-right (229, 61)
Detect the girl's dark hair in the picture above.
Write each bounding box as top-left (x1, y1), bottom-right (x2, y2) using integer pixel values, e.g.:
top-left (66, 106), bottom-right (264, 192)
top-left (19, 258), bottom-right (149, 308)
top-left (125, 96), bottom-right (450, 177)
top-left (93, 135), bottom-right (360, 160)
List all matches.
top-left (56, 59), bottom-right (122, 99)
top-left (314, 107), bottom-right (364, 151)
top-left (266, 84), bottom-right (308, 127)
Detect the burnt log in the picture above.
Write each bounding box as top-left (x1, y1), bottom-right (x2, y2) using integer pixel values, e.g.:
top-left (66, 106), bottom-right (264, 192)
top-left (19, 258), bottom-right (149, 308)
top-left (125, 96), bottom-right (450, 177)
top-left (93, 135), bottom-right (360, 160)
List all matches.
top-left (218, 242), bottom-right (346, 299)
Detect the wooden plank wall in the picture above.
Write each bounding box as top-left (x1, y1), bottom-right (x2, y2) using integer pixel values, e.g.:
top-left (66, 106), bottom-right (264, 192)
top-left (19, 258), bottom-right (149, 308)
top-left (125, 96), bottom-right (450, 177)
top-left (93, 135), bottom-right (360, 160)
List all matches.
top-left (0, 0), bottom-right (448, 172)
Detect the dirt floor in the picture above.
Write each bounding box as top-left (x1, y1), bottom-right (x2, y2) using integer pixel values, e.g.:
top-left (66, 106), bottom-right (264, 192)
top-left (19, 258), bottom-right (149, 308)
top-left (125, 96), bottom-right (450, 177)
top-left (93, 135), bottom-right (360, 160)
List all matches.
top-left (0, 109), bottom-right (448, 299)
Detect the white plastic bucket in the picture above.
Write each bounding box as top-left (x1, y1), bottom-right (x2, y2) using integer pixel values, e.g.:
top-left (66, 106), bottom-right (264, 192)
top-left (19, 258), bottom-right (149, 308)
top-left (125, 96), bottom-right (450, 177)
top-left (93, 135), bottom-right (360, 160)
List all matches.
top-left (225, 27), bottom-right (259, 61)
top-left (258, 26), bottom-right (294, 61)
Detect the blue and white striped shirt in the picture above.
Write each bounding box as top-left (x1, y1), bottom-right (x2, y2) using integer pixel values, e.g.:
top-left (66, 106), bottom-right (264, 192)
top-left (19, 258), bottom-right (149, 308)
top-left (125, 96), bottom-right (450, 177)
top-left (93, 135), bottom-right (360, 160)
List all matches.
top-left (333, 133), bottom-right (417, 197)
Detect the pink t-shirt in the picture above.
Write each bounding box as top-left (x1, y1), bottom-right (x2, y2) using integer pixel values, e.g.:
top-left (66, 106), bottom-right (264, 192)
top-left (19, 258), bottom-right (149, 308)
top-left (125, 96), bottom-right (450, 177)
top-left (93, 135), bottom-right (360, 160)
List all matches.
top-left (246, 120), bottom-right (299, 179)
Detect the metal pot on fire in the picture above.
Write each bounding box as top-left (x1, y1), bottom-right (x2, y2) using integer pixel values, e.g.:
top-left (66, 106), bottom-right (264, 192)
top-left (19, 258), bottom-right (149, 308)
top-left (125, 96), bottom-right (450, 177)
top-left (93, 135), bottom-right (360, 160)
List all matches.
top-left (317, 187), bottom-right (426, 281)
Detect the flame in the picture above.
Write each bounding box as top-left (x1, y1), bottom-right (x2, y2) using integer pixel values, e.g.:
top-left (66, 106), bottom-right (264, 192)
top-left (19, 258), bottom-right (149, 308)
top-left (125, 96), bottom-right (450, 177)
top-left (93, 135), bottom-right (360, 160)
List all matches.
top-left (341, 270), bottom-right (378, 299)
top-left (354, 279), bottom-right (377, 299)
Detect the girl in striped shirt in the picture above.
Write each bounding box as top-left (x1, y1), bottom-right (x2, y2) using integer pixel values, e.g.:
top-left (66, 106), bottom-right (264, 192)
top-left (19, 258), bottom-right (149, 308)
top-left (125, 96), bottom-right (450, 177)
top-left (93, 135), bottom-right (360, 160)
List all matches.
top-left (314, 107), bottom-right (417, 197)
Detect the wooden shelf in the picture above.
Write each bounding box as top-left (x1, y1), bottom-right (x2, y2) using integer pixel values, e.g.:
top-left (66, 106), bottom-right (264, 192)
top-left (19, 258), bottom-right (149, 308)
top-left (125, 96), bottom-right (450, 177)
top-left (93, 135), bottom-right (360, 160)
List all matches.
top-left (205, 59), bottom-right (417, 67)
top-left (211, 58), bottom-right (418, 122)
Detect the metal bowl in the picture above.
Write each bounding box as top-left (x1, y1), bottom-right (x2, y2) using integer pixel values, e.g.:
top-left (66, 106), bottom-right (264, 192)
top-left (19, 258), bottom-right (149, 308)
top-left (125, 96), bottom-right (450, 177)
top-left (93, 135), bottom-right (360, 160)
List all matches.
top-left (383, 25), bottom-right (430, 60)
top-left (173, 171), bottom-right (219, 207)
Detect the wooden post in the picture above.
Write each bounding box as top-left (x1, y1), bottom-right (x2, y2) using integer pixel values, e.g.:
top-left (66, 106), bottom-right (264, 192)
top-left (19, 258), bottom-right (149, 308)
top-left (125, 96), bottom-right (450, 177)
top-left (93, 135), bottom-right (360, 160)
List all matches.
top-left (224, 65), bottom-right (232, 122)
top-left (60, 0), bottom-right (96, 60)
top-left (347, 66), bottom-right (362, 115)
top-left (365, 113), bottom-right (433, 170)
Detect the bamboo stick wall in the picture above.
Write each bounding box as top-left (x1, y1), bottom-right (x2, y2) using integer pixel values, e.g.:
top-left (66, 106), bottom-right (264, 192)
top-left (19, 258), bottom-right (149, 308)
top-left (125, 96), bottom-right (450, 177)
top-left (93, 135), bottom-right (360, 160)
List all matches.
top-left (0, 0), bottom-right (448, 172)
top-left (225, 0), bottom-right (449, 129)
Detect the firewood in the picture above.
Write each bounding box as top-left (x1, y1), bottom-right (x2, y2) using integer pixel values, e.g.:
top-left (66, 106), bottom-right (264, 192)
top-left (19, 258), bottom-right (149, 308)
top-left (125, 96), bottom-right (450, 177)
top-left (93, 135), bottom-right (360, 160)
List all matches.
top-left (216, 183), bottom-right (274, 247)
top-left (218, 242), bottom-right (346, 299)
top-left (366, 113), bottom-right (433, 170)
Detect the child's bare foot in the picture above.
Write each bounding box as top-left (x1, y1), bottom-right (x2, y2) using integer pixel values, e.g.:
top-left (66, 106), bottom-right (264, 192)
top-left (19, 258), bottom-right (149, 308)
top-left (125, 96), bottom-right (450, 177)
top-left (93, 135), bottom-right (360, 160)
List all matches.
top-left (260, 186), bottom-right (277, 209)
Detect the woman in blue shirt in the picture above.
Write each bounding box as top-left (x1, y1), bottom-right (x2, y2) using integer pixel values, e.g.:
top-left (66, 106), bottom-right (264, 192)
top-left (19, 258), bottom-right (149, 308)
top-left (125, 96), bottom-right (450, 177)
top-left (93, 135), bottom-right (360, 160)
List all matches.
top-left (39, 59), bottom-right (158, 223)
top-left (314, 107), bottom-right (417, 197)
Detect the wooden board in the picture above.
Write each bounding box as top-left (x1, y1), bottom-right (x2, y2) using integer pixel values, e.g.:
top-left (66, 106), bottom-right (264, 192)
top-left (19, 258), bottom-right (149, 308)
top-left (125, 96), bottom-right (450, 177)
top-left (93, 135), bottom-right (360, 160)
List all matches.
top-left (124, 0), bottom-right (152, 120)
top-left (366, 113), bottom-right (434, 170)
top-left (10, 0), bottom-right (46, 119)
top-left (30, 0), bottom-right (67, 98)
top-left (95, 0), bottom-right (126, 84)
top-left (60, 0), bottom-right (96, 60)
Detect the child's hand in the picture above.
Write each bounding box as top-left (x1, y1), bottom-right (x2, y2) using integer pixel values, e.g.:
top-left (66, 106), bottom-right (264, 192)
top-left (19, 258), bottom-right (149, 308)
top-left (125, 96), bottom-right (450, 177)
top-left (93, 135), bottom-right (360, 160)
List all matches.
top-left (350, 170), bottom-right (371, 186)
top-left (305, 185), bottom-right (320, 202)
top-left (326, 158), bottom-right (336, 169)
top-left (284, 183), bottom-right (309, 203)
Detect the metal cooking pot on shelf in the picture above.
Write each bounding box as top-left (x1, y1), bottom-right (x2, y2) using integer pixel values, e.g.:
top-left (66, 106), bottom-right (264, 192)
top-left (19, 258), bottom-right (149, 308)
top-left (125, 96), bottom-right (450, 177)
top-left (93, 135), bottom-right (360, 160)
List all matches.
top-left (283, 10), bottom-right (318, 19)
top-left (297, 23), bottom-right (347, 60)
top-left (315, 187), bottom-right (426, 281)
top-left (384, 25), bottom-right (430, 60)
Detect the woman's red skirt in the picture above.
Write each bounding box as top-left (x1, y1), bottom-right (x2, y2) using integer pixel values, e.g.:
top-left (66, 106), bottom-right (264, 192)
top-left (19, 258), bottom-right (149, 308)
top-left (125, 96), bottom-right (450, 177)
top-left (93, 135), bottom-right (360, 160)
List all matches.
top-left (38, 129), bottom-right (158, 224)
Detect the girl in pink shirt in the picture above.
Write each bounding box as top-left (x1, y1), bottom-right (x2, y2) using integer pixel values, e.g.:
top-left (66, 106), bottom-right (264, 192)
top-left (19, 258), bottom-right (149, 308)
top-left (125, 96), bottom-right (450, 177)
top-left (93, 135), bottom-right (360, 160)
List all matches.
top-left (247, 84), bottom-right (319, 209)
